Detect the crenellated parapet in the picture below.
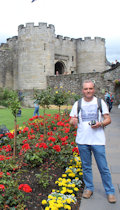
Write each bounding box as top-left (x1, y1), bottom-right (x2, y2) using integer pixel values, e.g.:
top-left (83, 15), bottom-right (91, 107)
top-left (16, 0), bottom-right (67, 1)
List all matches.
top-left (0, 43), bottom-right (9, 50)
top-left (76, 36), bottom-right (105, 43)
top-left (18, 22), bottom-right (55, 35)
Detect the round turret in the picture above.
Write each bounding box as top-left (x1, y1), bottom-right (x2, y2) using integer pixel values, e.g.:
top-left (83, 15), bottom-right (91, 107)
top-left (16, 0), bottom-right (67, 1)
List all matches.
top-left (18, 22), bottom-right (55, 90)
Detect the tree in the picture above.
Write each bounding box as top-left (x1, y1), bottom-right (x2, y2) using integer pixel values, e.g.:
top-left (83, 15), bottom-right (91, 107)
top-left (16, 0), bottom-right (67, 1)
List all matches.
top-left (52, 86), bottom-right (69, 113)
top-left (33, 87), bottom-right (52, 136)
top-left (7, 90), bottom-right (21, 158)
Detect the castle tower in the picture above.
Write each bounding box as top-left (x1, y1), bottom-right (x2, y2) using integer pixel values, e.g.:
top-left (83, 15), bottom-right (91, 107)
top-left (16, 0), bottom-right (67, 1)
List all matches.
top-left (76, 37), bottom-right (106, 73)
top-left (18, 22), bottom-right (55, 90)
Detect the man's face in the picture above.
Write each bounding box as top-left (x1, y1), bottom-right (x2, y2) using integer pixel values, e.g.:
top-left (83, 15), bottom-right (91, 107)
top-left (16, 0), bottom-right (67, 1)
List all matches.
top-left (82, 82), bottom-right (95, 101)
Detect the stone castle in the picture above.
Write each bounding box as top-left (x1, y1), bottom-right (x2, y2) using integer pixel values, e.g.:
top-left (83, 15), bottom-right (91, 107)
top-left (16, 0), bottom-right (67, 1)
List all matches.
top-left (0, 22), bottom-right (109, 91)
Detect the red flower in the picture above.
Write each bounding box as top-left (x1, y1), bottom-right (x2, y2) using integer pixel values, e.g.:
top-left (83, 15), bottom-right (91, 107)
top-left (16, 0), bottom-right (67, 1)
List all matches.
top-left (22, 143), bottom-right (30, 150)
top-left (39, 143), bottom-right (48, 149)
top-left (23, 127), bottom-right (29, 133)
top-left (22, 139), bottom-right (28, 144)
top-left (57, 121), bottom-right (64, 126)
top-left (72, 147), bottom-right (79, 154)
top-left (62, 142), bottom-right (68, 145)
top-left (52, 121), bottom-right (55, 124)
top-left (0, 172), bottom-right (3, 178)
top-left (48, 137), bottom-right (56, 142)
top-left (0, 184), bottom-right (5, 190)
top-left (18, 184), bottom-right (32, 193)
top-left (0, 155), bottom-right (5, 161)
top-left (61, 136), bottom-right (68, 142)
top-left (6, 132), bottom-right (14, 139)
top-left (5, 145), bottom-right (12, 152)
top-left (64, 128), bottom-right (70, 133)
top-left (30, 128), bottom-right (34, 133)
top-left (6, 172), bottom-right (11, 176)
top-left (47, 131), bottom-right (54, 136)
top-left (53, 145), bottom-right (61, 152)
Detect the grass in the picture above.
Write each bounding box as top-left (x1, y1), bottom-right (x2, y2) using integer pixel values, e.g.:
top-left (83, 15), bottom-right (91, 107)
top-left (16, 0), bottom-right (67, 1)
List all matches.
top-left (0, 105), bottom-right (71, 131)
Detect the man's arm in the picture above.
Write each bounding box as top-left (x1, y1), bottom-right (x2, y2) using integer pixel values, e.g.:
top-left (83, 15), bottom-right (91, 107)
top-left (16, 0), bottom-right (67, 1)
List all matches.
top-left (69, 116), bottom-right (78, 126)
top-left (92, 113), bottom-right (111, 128)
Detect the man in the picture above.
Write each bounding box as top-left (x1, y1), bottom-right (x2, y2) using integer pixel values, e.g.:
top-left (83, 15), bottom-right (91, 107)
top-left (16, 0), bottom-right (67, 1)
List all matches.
top-left (104, 91), bottom-right (112, 112)
top-left (33, 100), bottom-right (39, 116)
top-left (70, 80), bottom-right (116, 203)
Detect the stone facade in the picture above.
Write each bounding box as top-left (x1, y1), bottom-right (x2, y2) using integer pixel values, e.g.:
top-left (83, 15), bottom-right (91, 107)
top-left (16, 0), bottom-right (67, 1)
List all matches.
top-left (0, 22), bottom-right (108, 91)
top-left (47, 66), bottom-right (120, 105)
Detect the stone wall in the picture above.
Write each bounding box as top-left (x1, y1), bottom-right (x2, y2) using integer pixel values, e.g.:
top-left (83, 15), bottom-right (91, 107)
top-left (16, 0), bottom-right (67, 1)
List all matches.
top-left (0, 45), bottom-right (13, 88)
top-left (47, 66), bottom-right (120, 104)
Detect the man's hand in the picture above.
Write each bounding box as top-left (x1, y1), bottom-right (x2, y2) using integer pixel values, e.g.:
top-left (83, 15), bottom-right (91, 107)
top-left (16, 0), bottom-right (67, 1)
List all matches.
top-left (91, 121), bottom-right (102, 129)
top-left (70, 115), bottom-right (78, 127)
top-left (91, 114), bottom-right (111, 129)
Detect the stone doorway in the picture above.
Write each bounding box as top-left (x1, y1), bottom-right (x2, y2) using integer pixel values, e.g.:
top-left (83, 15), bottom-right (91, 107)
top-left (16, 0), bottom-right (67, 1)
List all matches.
top-left (55, 61), bottom-right (65, 75)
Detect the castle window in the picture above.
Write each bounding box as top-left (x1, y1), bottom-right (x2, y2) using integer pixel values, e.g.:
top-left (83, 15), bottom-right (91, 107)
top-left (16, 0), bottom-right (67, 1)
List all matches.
top-left (44, 43), bottom-right (46, 50)
top-left (44, 65), bottom-right (45, 72)
top-left (72, 56), bottom-right (74, 61)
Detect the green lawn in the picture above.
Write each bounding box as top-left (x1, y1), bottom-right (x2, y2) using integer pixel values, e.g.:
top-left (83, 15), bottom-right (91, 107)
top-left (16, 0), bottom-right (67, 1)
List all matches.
top-left (0, 108), bottom-right (59, 131)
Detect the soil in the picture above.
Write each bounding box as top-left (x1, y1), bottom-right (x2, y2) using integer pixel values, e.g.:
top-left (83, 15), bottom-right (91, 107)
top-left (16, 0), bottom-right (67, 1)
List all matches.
top-left (20, 164), bottom-right (84, 210)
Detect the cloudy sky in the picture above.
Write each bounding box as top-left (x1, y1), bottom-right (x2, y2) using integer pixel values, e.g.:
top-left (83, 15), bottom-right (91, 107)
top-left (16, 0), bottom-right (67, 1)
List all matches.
top-left (0, 0), bottom-right (120, 62)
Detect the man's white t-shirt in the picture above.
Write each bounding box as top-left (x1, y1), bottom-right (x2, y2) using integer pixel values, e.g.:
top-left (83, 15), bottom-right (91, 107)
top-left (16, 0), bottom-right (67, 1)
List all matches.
top-left (70, 97), bottom-right (109, 145)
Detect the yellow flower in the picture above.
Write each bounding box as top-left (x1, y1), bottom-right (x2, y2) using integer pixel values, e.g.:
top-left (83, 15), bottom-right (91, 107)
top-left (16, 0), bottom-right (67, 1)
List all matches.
top-left (58, 178), bottom-right (62, 181)
top-left (57, 197), bottom-right (62, 200)
top-left (42, 200), bottom-right (47, 205)
top-left (48, 195), bottom-right (54, 199)
top-left (64, 204), bottom-right (71, 209)
top-left (67, 189), bottom-right (73, 193)
top-left (62, 174), bottom-right (67, 178)
top-left (52, 189), bottom-right (56, 192)
top-left (71, 184), bottom-right (75, 188)
top-left (68, 173), bottom-right (75, 178)
top-left (45, 207), bottom-right (50, 210)
top-left (66, 198), bottom-right (72, 204)
top-left (79, 172), bottom-right (83, 175)
top-left (55, 181), bottom-right (58, 184)
top-left (57, 203), bottom-right (64, 208)
top-left (60, 86), bottom-right (63, 88)
top-left (56, 91), bottom-right (58, 94)
top-left (74, 187), bottom-right (79, 191)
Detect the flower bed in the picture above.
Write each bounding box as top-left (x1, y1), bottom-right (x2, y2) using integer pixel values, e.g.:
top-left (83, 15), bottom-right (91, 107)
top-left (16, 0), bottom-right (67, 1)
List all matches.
top-left (0, 112), bottom-right (83, 209)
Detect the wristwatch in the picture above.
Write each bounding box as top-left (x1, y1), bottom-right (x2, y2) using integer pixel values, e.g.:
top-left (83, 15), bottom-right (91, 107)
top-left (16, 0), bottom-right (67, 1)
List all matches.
top-left (100, 121), bottom-right (104, 127)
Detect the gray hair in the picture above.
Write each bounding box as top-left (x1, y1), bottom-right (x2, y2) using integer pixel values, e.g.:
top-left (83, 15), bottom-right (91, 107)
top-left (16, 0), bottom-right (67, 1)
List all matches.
top-left (82, 80), bottom-right (95, 88)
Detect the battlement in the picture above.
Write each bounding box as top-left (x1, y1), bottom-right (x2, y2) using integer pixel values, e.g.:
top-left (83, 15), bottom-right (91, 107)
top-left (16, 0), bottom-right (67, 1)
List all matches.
top-left (7, 36), bottom-right (18, 42)
top-left (55, 35), bottom-right (105, 44)
top-left (56, 35), bottom-right (76, 43)
top-left (18, 22), bottom-right (55, 33)
top-left (76, 36), bottom-right (105, 43)
top-left (0, 43), bottom-right (9, 50)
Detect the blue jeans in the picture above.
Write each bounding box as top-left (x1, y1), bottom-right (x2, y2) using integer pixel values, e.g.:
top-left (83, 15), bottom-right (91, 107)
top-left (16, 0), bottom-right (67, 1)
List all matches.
top-left (77, 144), bottom-right (115, 195)
top-left (33, 107), bottom-right (39, 116)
